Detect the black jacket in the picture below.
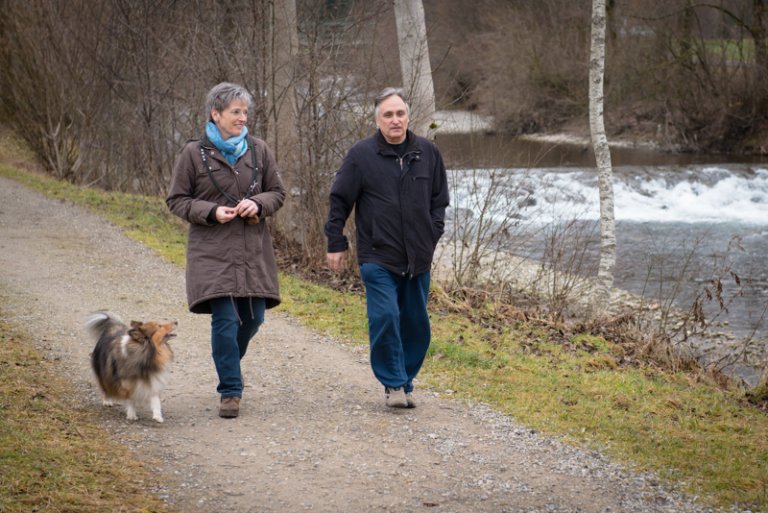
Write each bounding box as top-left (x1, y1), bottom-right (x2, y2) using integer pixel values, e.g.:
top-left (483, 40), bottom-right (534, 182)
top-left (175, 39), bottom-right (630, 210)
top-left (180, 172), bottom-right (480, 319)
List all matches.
top-left (325, 129), bottom-right (449, 277)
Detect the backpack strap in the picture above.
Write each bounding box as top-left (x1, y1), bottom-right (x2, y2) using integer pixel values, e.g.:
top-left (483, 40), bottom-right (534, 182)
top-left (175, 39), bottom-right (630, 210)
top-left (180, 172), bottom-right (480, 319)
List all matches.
top-left (244, 136), bottom-right (261, 197)
top-left (199, 145), bottom-right (239, 206)
top-left (199, 137), bottom-right (261, 206)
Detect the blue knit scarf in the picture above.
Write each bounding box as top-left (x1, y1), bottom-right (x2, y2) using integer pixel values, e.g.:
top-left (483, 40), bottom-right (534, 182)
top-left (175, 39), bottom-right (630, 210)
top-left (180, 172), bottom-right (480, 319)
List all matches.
top-left (206, 121), bottom-right (248, 166)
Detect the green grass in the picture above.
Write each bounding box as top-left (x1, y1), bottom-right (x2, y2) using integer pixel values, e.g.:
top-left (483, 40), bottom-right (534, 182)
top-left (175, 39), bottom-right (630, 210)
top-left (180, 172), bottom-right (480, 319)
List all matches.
top-left (1, 141), bottom-right (767, 511)
top-left (673, 37), bottom-right (756, 64)
top-left (0, 315), bottom-right (177, 513)
top-left (704, 38), bottom-right (755, 63)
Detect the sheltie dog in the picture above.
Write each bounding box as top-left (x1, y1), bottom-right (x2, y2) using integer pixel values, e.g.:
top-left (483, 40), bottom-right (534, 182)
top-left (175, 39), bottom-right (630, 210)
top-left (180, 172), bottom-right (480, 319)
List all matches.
top-left (85, 311), bottom-right (176, 423)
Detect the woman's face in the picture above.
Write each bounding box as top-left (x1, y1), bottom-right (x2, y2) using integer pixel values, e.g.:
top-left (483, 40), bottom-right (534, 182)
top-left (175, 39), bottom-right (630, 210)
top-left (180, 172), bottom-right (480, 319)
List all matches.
top-left (211, 99), bottom-right (248, 139)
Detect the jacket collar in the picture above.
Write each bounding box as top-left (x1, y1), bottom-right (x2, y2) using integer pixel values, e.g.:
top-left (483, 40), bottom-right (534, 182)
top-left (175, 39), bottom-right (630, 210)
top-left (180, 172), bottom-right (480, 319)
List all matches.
top-left (200, 133), bottom-right (215, 149)
top-left (199, 134), bottom-right (251, 170)
top-left (375, 129), bottom-right (420, 156)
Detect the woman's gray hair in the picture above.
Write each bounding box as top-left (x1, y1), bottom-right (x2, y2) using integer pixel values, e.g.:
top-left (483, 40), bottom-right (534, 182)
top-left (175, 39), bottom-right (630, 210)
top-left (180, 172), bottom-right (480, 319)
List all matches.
top-left (374, 87), bottom-right (409, 118)
top-left (205, 82), bottom-right (253, 120)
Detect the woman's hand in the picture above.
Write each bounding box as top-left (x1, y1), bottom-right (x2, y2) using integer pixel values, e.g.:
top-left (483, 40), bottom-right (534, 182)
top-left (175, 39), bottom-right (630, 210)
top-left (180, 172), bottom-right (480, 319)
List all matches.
top-left (215, 206), bottom-right (238, 224)
top-left (235, 198), bottom-right (260, 219)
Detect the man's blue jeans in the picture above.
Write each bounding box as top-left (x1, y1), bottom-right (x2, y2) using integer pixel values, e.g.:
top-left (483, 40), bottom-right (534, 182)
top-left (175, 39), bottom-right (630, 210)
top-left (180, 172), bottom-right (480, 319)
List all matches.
top-left (359, 263), bottom-right (431, 393)
top-left (210, 296), bottom-right (266, 398)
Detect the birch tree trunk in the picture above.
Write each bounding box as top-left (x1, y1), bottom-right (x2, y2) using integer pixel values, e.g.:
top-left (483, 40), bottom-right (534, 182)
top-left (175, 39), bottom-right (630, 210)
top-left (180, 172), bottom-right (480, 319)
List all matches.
top-left (589, 0), bottom-right (616, 306)
top-left (393, 0), bottom-right (436, 138)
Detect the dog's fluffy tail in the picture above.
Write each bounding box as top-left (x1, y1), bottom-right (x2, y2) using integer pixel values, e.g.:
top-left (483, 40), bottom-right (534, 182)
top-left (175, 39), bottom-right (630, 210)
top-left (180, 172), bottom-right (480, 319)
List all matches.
top-left (85, 311), bottom-right (123, 337)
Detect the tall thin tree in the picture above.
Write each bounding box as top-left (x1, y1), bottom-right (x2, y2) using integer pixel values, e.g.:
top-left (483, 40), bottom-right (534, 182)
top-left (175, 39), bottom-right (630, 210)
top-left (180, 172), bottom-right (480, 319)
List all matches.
top-left (268, 0), bottom-right (301, 238)
top-left (589, 0), bottom-right (616, 305)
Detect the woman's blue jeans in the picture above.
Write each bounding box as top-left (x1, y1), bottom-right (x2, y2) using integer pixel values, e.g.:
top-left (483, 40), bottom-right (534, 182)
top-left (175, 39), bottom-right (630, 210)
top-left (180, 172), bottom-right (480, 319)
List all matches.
top-left (209, 296), bottom-right (266, 398)
top-left (360, 263), bottom-right (431, 393)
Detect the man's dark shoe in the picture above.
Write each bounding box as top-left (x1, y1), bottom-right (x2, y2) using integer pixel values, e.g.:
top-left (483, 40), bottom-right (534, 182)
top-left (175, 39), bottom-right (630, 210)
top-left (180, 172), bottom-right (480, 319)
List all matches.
top-left (219, 396), bottom-right (241, 418)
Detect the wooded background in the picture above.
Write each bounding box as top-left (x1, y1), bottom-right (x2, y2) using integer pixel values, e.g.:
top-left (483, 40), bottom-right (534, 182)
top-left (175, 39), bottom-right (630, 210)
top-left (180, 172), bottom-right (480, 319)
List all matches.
top-left (1, 0), bottom-right (766, 263)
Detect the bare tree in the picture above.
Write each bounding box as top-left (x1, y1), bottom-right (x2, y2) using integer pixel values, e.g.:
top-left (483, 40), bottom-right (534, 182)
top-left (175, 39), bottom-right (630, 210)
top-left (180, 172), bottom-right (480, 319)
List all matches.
top-left (268, 0), bottom-right (300, 161)
top-left (459, 2), bottom-right (591, 135)
top-left (267, 0), bottom-right (302, 238)
top-left (589, 0), bottom-right (616, 306)
top-left (0, 0), bottom-right (90, 181)
top-left (393, 0), bottom-right (436, 137)
top-left (290, 0), bottom-right (389, 263)
top-left (754, 0), bottom-right (768, 91)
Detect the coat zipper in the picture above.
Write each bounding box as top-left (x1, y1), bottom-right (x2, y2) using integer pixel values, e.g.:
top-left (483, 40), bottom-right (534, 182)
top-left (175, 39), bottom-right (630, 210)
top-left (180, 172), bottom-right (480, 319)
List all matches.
top-left (396, 152), bottom-right (414, 277)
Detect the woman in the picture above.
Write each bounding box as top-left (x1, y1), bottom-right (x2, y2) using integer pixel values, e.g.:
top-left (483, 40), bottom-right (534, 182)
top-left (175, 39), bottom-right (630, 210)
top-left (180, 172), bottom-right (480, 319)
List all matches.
top-left (167, 82), bottom-right (285, 418)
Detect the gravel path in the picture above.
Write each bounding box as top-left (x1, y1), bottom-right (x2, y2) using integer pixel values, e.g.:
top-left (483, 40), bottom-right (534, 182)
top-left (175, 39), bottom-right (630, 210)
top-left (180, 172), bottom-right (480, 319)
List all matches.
top-left (0, 175), bottom-right (723, 513)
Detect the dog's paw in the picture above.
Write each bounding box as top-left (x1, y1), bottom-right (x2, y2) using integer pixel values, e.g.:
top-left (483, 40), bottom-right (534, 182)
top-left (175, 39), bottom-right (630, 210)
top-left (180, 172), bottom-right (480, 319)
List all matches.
top-left (150, 397), bottom-right (164, 423)
top-left (125, 404), bottom-right (138, 421)
top-left (102, 399), bottom-right (114, 407)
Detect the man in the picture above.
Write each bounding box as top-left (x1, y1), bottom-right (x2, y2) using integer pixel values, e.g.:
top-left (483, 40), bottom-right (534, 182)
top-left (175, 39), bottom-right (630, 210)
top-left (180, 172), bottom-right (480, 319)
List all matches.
top-left (325, 87), bottom-right (449, 408)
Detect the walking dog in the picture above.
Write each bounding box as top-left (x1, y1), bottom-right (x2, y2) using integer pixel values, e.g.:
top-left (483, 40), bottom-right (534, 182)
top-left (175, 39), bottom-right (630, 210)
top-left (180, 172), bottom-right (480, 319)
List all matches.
top-left (85, 311), bottom-right (176, 423)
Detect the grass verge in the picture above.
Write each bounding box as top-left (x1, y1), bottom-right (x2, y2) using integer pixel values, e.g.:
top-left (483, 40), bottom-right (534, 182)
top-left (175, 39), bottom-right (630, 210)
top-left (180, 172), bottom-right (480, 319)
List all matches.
top-left (0, 312), bottom-right (176, 513)
top-left (1, 149), bottom-right (767, 511)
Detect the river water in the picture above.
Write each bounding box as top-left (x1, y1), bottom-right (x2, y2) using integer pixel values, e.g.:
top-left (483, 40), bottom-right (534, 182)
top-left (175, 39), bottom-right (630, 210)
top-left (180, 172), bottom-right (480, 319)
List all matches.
top-left (437, 133), bottom-right (768, 385)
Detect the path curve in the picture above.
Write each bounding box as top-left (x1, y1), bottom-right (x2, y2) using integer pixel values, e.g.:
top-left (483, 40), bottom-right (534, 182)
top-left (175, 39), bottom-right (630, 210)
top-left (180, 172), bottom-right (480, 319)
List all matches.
top-left (0, 176), bottom-right (712, 513)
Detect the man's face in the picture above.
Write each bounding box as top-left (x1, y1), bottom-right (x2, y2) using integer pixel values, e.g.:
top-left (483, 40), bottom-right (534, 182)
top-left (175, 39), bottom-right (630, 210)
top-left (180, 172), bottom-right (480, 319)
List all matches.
top-left (376, 95), bottom-right (409, 144)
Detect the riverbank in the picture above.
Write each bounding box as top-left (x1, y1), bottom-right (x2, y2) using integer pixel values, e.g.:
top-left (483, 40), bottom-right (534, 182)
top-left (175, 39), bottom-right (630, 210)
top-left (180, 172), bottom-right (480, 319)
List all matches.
top-left (1, 129), bottom-right (767, 511)
top-left (432, 231), bottom-right (767, 389)
top-left (434, 109), bottom-right (768, 161)
top-left (432, 111), bottom-right (767, 386)
top-left (432, 110), bottom-right (668, 149)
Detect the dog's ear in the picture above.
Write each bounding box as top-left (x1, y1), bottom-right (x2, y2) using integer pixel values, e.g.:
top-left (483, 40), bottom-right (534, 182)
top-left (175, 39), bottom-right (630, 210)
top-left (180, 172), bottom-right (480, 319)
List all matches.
top-left (128, 321), bottom-right (150, 342)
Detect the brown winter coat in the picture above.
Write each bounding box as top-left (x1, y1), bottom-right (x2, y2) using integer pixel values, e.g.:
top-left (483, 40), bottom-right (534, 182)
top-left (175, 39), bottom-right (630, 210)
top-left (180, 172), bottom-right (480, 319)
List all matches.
top-left (166, 135), bottom-right (285, 313)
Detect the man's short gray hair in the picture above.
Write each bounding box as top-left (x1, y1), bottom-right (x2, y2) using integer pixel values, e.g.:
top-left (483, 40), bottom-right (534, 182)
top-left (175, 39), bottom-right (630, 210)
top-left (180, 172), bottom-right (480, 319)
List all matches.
top-left (374, 87), bottom-right (410, 118)
top-left (205, 82), bottom-right (253, 120)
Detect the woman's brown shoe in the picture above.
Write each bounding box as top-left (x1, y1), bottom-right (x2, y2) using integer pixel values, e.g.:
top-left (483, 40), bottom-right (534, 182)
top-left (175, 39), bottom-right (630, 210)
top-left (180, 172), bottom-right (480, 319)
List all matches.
top-left (219, 396), bottom-right (240, 418)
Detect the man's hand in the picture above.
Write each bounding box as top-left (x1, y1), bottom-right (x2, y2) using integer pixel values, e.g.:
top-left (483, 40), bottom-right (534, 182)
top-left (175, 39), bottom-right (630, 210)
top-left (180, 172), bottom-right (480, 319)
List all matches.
top-left (326, 251), bottom-right (347, 272)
